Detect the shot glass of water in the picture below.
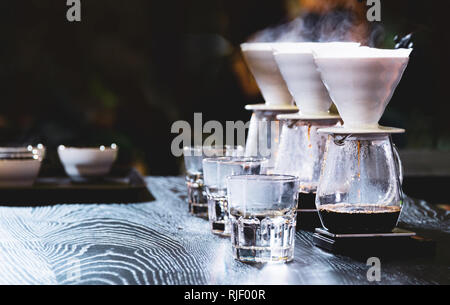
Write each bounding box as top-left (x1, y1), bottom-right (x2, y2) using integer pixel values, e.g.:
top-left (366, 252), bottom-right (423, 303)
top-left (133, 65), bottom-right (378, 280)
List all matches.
top-left (226, 174), bottom-right (300, 263)
top-left (203, 157), bottom-right (268, 236)
top-left (183, 146), bottom-right (244, 217)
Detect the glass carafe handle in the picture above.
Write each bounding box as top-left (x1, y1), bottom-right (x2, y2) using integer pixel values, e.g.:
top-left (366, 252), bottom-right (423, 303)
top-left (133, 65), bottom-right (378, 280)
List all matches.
top-left (392, 143), bottom-right (403, 185)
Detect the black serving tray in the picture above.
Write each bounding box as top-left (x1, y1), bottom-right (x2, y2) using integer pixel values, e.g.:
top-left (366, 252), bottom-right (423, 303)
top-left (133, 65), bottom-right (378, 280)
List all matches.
top-left (0, 167), bottom-right (154, 206)
top-left (313, 228), bottom-right (436, 259)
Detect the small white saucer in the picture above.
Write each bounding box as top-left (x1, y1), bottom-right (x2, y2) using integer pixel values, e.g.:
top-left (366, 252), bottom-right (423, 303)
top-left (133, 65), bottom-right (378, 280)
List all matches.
top-left (318, 125), bottom-right (405, 134)
top-left (245, 103), bottom-right (298, 112)
top-left (277, 112), bottom-right (340, 120)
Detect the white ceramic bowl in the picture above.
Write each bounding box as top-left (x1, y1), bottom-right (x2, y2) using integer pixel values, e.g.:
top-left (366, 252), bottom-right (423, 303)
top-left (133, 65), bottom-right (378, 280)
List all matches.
top-left (0, 150), bottom-right (41, 187)
top-left (313, 47), bottom-right (412, 130)
top-left (241, 43), bottom-right (293, 106)
top-left (58, 144), bottom-right (118, 181)
top-left (273, 42), bottom-right (360, 115)
top-left (0, 144), bottom-right (46, 160)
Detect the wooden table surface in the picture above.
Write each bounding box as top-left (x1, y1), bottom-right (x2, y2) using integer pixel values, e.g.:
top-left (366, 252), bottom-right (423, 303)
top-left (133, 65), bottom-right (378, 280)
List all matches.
top-left (0, 176), bottom-right (448, 285)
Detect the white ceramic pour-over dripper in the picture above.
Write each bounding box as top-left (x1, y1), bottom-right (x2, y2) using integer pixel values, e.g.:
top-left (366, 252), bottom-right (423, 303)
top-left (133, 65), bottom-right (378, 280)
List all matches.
top-left (313, 47), bottom-right (412, 133)
top-left (241, 43), bottom-right (297, 111)
top-left (273, 42), bottom-right (360, 119)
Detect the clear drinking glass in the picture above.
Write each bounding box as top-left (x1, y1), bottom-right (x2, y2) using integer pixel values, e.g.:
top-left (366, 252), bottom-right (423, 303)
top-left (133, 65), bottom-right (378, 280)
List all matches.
top-left (227, 174), bottom-right (300, 263)
top-left (183, 146), bottom-right (244, 217)
top-left (316, 134), bottom-right (403, 233)
top-left (203, 157), bottom-right (268, 236)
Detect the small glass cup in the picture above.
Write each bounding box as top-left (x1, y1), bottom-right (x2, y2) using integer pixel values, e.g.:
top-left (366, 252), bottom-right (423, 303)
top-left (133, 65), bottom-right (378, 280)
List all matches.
top-left (227, 174), bottom-right (300, 263)
top-left (183, 146), bottom-right (244, 217)
top-left (203, 157), bottom-right (268, 236)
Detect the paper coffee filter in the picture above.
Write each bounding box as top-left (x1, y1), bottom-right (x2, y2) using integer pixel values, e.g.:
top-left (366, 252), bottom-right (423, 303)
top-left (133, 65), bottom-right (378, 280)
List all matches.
top-left (272, 41), bottom-right (360, 54)
top-left (312, 46), bottom-right (413, 58)
top-left (272, 42), bottom-right (360, 118)
top-left (241, 42), bottom-right (294, 108)
top-left (240, 42), bottom-right (274, 51)
top-left (313, 46), bottom-right (412, 132)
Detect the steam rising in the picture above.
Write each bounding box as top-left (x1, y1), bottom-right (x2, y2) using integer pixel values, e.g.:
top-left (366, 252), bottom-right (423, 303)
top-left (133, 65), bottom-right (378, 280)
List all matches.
top-left (248, 10), bottom-right (383, 47)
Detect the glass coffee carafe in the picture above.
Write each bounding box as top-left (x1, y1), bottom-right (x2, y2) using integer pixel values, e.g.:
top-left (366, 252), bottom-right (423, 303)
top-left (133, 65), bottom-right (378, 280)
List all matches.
top-left (274, 118), bottom-right (340, 194)
top-left (316, 133), bottom-right (403, 233)
top-left (245, 109), bottom-right (297, 170)
top-left (273, 117), bottom-right (340, 229)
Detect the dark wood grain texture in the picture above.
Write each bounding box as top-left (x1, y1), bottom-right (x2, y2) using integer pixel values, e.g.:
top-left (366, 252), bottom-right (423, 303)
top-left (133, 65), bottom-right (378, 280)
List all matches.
top-left (0, 176), bottom-right (448, 285)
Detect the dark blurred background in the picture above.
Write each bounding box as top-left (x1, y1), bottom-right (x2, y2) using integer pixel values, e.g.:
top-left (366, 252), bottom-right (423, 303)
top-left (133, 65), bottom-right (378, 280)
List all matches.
top-left (0, 0), bottom-right (448, 176)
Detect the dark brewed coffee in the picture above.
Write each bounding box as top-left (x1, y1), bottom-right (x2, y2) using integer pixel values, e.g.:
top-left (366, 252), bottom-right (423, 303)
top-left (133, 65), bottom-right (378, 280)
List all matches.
top-left (298, 192), bottom-right (316, 210)
top-left (318, 203), bottom-right (401, 233)
top-left (296, 192), bottom-right (321, 230)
